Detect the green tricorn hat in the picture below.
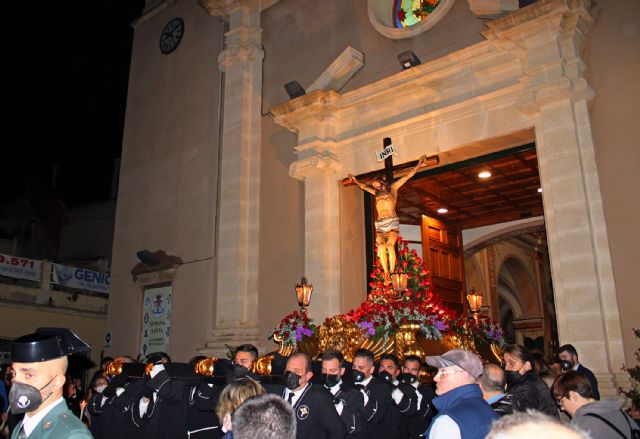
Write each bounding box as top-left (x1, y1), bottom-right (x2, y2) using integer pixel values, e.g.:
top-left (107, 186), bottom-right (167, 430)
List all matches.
top-left (11, 328), bottom-right (90, 363)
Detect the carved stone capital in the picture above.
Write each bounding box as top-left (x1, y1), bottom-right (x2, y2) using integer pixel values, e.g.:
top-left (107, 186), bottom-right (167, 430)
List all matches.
top-left (218, 40), bottom-right (264, 71)
top-left (289, 154), bottom-right (342, 182)
top-left (199, 0), bottom-right (277, 19)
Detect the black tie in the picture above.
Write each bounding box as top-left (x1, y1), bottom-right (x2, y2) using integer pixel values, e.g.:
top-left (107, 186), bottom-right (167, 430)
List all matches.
top-left (287, 391), bottom-right (295, 406)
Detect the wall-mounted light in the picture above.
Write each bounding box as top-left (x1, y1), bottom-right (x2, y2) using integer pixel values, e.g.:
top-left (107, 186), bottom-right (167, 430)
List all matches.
top-left (295, 276), bottom-right (313, 311)
top-left (437, 207), bottom-right (448, 214)
top-left (284, 81), bottom-right (306, 99)
top-left (478, 170), bottom-right (492, 179)
top-left (397, 50), bottom-right (421, 70)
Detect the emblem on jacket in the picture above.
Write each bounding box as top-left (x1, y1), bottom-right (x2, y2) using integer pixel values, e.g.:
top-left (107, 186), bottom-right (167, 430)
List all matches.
top-left (297, 405), bottom-right (310, 420)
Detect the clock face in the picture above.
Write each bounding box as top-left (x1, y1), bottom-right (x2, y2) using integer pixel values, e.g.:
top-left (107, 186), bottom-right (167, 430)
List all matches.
top-left (160, 17), bottom-right (184, 55)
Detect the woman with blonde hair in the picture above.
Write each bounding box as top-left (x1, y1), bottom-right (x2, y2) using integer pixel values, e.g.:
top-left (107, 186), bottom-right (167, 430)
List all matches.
top-left (216, 378), bottom-right (265, 439)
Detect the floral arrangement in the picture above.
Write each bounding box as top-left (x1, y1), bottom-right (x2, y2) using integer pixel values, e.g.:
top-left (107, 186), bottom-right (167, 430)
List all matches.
top-left (269, 236), bottom-right (505, 349)
top-left (268, 309), bottom-right (318, 346)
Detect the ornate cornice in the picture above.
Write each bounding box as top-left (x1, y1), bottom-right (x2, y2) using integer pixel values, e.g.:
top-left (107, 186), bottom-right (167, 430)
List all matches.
top-left (199, 0), bottom-right (278, 19)
top-left (289, 154), bottom-right (342, 181)
top-left (269, 90), bottom-right (342, 133)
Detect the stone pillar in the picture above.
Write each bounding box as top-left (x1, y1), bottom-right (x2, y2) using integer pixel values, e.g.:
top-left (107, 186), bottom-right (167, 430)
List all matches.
top-left (290, 154), bottom-right (342, 323)
top-left (199, 0), bottom-right (275, 356)
top-left (535, 97), bottom-right (626, 396)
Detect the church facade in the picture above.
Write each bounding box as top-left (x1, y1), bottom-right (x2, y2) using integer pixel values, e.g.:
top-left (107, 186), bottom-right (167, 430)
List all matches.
top-left (106, 0), bottom-right (639, 398)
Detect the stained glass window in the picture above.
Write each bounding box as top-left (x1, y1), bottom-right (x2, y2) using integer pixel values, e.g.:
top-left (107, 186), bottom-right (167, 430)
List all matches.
top-left (393, 0), bottom-right (441, 28)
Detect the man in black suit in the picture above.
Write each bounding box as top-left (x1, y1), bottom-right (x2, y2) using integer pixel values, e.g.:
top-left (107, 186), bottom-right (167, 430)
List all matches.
top-left (378, 354), bottom-right (417, 417)
top-left (320, 350), bottom-right (362, 435)
top-left (352, 349), bottom-right (401, 439)
top-left (401, 355), bottom-right (437, 438)
top-left (282, 352), bottom-right (347, 439)
top-left (559, 344), bottom-right (600, 400)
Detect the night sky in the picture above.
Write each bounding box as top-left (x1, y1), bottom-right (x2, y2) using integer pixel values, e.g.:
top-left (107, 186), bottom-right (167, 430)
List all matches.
top-left (3, 1), bottom-right (144, 206)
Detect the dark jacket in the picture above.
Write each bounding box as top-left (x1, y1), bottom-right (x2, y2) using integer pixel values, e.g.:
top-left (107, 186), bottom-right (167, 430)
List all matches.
top-left (361, 377), bottom-right (401, 439)
top-left (576, 364), bottom-right (600, 400)
top-left (489, 393), bottom-right (513, 417)
top-left (402, 382), bottom-right (436, 439)
top-left (323, 382), bottom-right (362, 435)
top-left (572, 399), bottom-right (639, 438)
top-left (283, 383), bottom-right (347, 439)
top-left (426, 384), bottom-right (498, 439)
top-left (507, 371), bottom-right (558, 417)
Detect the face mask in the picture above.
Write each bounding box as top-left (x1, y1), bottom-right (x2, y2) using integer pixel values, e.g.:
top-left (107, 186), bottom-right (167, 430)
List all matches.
top-left (505, 370), bottom-right (521, 387)
top-left (94, 384), bottom-right (107, 394)
top-left (352, 370), bottom-right (365, 383)
top-left (378, 370), bottom-right (393, 383)
top-left (284, 371), bottom-right (301, 390)
top-left (399, 373), bottom-right (417, 385)
top-left (560, 360), bottom-right (573, 371)
top-left (322, 373), bottom-right (340, 388)
top-left (9, 377), bottom-right (55, 414)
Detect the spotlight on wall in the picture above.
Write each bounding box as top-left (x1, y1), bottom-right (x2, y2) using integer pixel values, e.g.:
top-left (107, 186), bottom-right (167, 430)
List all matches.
top-left (136, 250), bottom-right (159, 266)
top-left (397, 50), bottom-right (421, 70)
top-left (284, 81), bottom-right (306, 99)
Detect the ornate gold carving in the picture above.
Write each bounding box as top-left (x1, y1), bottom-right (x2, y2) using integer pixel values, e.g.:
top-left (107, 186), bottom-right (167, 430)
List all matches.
top-left (254, 354), bottom-right (274, 375)
top-left (317, 316), bottom-right (367, 362)
top-left (395, 323), bottom-right (424, 360)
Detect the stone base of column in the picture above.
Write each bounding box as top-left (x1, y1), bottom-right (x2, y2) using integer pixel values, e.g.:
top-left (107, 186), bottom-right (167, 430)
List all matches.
top-left (597, 371), bottom-right (630, 399)
top-left (199, 326), bottom-right (263, 358)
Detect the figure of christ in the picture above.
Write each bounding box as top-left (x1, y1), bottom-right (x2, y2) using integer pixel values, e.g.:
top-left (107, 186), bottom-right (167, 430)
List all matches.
top-left (349, 155), bottom-right (428, 284)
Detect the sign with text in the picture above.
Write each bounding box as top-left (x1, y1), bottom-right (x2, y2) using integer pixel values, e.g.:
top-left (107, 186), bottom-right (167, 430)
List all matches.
top-left (140, 284), bottom-right (172, 358)
top-left (52, 264), bottom-right (110, 294)
top-left (0, 253), bottom-right (42, 282)
top-left (375, 143), bottom-right (397, 162)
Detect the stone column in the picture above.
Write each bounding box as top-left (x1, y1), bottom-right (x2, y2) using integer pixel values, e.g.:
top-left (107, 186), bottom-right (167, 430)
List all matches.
top-left (199, 0), bottom-right (275, 356)
top-left (290, 153), bottom-right (342, 323)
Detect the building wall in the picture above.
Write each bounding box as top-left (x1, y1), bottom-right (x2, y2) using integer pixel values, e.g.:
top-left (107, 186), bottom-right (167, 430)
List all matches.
top-left (107, 1), bottom-right (224, 360)
top-left (586, 0), bottom-right (640, 367)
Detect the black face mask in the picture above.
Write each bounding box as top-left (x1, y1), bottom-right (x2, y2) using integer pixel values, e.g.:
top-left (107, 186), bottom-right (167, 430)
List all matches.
top-left (378, 370), bottom-right (394, 384)
top-left (352, 370), bottom-right (365, 383)
top-left (560, 360), bottom-right (573, 371)
top-left (9, 377), bottom-right (55, 415)
top-left (322, 373), bottom-right (340, 388)
top-left (284, 371), bottom-right (301, 390)
top-left (399, 373), bottom-right (417, 385)
top-left (505, 370), bottom-right (522, 387)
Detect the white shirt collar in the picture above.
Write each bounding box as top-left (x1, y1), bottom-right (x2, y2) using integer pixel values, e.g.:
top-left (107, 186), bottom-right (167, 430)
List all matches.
top-left (572, 362), bottom-right (580, 371)
top-left (326, 379), bottom-right (343, 395)
top-left (22, 397), bottom-right (65, 436)
top-left (286, 383), bottom-right (310, 406)
top-left (359, 375), bottom-right (373, 387)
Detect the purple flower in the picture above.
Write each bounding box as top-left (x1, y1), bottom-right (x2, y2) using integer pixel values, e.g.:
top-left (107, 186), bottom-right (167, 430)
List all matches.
top-left (295, 326), bottom-right (313, 342)
top-left (433, 319), bottom-right (446, 331)
top-left (357, 321), bottom-right (376, 336)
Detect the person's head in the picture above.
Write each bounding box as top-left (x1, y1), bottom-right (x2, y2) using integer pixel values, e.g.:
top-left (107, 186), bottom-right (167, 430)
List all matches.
top-left (235, 344), bottom-right (259, 370)
top-left (215, 378), bottom-right (266, 422)
top-left (11, 356), bottom-right (68, 415)
top-left (551, 370), bottom-right (594, 416)
top-left (321, 350), bottom-right (345, 387)
top-left (379, 354), bottom-right (401, 382)
top-left (284, 353), bottom-right (313, 391)
top-left (232, 393), bottom-right (296, 439)
top-left (146, 351), bottom-right (171, 365)
top-left (486, 409), bottom-right (590, 439)
top-left (529, 350), bottom-right (555, 378)
top-left (402, 355), bottom-right (422, 378)
top-left (113, 355), bottom-right (136, 364)
top-left (426, 349), bottom-right (482, 396)
top-left (91, 372), bottom-right (108, 393)
top-left (478, 363), bottom-right (506, 400)
top-left (558, 344), bottom-right (579, 369)
top-left (503, 344), bottom-right (533, 375)
top-left (352, 349), bottom-right (375, 381)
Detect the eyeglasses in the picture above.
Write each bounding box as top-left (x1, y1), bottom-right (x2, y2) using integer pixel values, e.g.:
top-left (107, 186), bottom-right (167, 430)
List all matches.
top-left (435, 369), bottom-right (461, 378)
top-left (556, 396), bottom-right (566, 407)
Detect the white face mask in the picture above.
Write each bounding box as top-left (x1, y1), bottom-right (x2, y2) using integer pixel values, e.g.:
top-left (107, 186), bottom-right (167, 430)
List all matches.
top-left (94, 384), bottom-right (107, 394)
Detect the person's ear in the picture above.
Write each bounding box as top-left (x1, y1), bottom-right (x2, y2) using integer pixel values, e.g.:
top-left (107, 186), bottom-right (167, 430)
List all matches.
top-left (568, 390), bottom-right (580, 402)
top-left (52, 374), bottom-right (66, 392)
top-left (340, 367), bottom-right (345, 377)
top-left (305, 371), bottom-right (313, 383)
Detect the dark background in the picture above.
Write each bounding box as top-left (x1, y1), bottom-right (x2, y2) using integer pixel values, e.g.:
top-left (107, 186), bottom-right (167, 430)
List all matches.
top-left (2, 0), bottom-right (144, 206)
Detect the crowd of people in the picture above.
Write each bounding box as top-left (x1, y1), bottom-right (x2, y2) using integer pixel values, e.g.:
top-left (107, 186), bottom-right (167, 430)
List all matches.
top-left (1, 329), bottom-right (639, 439)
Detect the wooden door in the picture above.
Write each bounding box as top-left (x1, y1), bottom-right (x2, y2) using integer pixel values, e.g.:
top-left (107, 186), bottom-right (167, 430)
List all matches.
top-left (421, 215), bottom-right (465, 313)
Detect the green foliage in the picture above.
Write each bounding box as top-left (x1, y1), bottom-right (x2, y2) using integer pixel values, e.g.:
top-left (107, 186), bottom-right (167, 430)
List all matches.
top-left (619, 328), bottom-right (640, 408)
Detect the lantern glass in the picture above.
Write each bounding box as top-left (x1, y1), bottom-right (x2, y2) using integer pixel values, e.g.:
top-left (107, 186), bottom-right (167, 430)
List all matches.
top-left (296, 277), bottom-right (313, 308)
top-left (466, 288), bottom-right (483, 313)
top-left (391, 272), bottom-right (408, 292)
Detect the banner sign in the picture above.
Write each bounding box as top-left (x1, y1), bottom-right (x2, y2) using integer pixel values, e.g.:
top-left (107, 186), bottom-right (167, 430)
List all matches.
top-left (140, 285), bottom-right (172, 358)
top-left (0, 253), bottom-right (42, 282)
top-left (52, 263), bottom-right (110, 294)
top-left (375, 143), bottom-right (397, 162)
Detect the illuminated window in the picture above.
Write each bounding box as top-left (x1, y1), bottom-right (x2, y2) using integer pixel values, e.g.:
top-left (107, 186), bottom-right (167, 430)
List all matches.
top-left (394, 0), bottom-right (442, 28)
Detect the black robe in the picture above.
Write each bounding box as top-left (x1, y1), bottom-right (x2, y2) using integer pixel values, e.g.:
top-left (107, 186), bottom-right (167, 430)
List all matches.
top-left (282, 383), bottom-right (347, 439)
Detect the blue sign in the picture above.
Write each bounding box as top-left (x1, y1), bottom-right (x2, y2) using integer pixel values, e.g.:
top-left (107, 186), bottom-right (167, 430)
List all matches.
top-left (52, 263), bottom-right (110, 294)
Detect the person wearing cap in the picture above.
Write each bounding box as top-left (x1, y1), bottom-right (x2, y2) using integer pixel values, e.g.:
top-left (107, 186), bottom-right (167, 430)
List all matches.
top-left (9, 328), bottom-right (93, 439)
top-left (424, 349), bottom-right (498, 439)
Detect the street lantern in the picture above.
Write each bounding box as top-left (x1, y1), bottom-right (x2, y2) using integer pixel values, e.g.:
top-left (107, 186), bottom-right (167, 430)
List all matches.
top-left (296, 276), bottom-right (313, 310)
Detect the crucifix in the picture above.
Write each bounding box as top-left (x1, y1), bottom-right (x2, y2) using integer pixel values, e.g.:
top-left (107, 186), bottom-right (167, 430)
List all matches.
top-left (345, 137), bottom-right (439, 284)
